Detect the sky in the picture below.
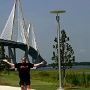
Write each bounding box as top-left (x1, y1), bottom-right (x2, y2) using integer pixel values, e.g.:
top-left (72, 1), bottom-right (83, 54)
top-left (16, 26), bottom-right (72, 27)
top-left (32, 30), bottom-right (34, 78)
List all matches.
top-left (0, 0), bottom-right (90, 64)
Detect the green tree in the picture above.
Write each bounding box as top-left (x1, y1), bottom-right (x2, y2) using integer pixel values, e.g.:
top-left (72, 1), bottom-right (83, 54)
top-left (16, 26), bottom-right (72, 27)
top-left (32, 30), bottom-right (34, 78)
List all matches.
top-left (3, 55), bottom-right (11, 75)
top-left (0, 44), bottom-right (11, 75)
top-left (0, 44), bottom-right (5, 75)
top-left (52, 29), bottom-right (75, 84)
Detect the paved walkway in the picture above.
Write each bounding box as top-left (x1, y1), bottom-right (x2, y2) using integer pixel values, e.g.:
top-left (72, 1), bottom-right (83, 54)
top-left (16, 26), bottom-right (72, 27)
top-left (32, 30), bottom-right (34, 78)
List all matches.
top-left (0, 85), bottom-right (35, 90)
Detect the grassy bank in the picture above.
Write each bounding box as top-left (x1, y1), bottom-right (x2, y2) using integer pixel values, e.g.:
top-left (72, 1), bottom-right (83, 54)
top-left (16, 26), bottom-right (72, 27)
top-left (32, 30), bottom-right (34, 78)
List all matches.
top-left (0, 71), bottom-right (57, 90)
top-left (0, 69), bottom-right (90, 90)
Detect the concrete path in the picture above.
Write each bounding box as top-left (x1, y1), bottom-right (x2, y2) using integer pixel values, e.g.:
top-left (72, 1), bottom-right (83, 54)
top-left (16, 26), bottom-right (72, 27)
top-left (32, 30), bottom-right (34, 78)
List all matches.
top-left (0, 85), bottom-right (35, 90)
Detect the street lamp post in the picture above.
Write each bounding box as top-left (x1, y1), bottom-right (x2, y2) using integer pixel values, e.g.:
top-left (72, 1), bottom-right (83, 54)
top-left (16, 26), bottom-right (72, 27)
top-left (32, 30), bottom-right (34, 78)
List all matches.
top-left (50, 10), bottom-right (66, 90)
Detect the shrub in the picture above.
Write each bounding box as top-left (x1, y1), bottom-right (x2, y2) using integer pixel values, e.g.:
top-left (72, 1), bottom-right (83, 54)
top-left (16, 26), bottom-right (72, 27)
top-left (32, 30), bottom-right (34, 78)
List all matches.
top-left (39, 71), bottom-right (50, 76)
top-left (65, 71), bottom-right (90, 87)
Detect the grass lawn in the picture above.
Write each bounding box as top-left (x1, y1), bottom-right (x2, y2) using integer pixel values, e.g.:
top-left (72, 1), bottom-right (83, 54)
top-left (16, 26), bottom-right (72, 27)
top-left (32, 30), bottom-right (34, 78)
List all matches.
top-left (0, 72), bottom-right (58, 90)
top-left (0, 69), bottom-right (90, 90)
top-left (65, 87), bottom-right (90, 90)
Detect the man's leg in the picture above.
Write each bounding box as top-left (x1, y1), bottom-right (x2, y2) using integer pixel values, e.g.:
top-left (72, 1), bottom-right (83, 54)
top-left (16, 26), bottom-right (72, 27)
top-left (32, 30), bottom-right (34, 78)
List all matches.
top-left (25, 79), bottom-right (31, 90)
top-left (27, 85), bottom-right (31, 90)
top-left (19, 79), bottom-right (25, 90)
top-left (21, 85), bottom-right (25, 90)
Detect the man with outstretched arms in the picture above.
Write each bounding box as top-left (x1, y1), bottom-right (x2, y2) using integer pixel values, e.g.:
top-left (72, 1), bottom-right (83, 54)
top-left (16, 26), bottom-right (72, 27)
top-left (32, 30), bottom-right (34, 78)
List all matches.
top-left (3, 57), bottom-right (44, 90)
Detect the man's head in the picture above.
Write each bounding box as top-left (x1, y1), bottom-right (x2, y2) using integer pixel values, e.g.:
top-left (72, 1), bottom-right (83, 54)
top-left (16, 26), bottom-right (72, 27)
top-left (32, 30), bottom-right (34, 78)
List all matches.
top-left (21, 57), bottom-right (26, 64)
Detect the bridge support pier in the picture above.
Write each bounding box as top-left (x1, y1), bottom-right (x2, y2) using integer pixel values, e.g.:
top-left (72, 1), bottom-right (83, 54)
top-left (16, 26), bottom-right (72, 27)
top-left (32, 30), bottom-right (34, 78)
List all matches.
top-left (24, 46), bottom-right (30, 63)
top-left (8, 46), bottom-right (11, 62)
top-left (8, 46), bottom-right (17, 64)
top-left (13, 47), bottom-right (16, 63)
top-left (32, 58), bottom-right (35, 63)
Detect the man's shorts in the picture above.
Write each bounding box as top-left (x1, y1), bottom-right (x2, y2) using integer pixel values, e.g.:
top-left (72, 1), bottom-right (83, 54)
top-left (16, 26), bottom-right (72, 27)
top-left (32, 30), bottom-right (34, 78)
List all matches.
top-left (19, 79), bottom-right (30, 86)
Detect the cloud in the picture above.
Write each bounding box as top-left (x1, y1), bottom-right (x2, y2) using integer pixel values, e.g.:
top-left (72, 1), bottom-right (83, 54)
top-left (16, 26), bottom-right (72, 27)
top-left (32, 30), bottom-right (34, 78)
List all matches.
top-left (79, 49), bottom-right (85, 53)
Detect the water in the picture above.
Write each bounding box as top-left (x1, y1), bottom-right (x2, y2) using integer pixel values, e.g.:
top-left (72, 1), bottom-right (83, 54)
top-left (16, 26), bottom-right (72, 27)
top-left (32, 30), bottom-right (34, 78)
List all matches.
top-left (70, 65), bottom-right (90, 69)
top-left (37, 67), bottom-right (56, 70)
top-left (37, 65), bottom-right (90, 70)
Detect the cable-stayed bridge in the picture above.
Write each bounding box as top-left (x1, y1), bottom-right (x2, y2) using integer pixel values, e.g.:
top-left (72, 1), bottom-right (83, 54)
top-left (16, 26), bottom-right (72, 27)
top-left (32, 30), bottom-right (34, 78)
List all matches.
top-left (0, 0), bottom-right (46, 67)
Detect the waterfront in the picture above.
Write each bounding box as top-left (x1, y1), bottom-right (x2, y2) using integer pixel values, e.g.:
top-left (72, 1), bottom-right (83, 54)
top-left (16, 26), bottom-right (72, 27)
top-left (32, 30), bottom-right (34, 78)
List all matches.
top-left (37, 65), bottom-right (90, 70)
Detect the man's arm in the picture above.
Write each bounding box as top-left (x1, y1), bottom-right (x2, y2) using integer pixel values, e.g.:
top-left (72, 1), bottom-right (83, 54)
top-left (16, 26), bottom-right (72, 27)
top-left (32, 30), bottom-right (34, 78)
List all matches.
top-left (3, 59), bottom-right (14, 67)
top-left (34, 61), bottom-right (44, 67)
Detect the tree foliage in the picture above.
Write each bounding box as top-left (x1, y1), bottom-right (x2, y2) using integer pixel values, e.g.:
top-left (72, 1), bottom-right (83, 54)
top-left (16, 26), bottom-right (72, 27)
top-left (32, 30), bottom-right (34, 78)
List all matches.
top-left (52, 29), bottom-right (75, 83)
top-left (0, 44), bottom-right (11, 75)
top-left (0, 44), bottom-right (5, 74)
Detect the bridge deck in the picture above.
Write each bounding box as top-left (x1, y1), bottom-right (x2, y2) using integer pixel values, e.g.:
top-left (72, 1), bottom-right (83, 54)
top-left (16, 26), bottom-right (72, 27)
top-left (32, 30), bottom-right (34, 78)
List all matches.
top-left (0, 39), bottom-right (26, 48)
top-left (0, 39), bottom-right (47, 66)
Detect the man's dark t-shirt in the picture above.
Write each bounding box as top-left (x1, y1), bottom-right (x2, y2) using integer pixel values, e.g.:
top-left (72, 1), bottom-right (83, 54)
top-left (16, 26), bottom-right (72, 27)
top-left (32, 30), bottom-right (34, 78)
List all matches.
top-left (15, 63), bottom-right (34, 79)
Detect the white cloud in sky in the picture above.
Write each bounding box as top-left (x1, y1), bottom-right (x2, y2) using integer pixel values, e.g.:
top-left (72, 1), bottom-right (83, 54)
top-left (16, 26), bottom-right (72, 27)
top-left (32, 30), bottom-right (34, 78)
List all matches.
top-left (79, 49), bottom-right (85, 53)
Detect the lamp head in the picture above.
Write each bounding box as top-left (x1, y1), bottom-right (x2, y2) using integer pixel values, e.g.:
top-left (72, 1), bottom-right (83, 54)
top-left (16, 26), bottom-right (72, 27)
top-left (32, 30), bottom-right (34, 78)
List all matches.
top-left (50, 10), bottom-right (66, 14)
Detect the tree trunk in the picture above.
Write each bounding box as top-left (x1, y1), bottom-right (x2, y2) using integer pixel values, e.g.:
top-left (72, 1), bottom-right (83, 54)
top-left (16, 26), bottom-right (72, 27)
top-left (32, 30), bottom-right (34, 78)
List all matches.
top-left (63, 69), bottom-right (66, 85)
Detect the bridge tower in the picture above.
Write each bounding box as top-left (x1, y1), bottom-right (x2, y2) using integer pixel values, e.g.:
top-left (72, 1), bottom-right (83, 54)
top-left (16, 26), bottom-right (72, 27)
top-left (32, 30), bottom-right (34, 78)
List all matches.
top-left (0, 0), bottom-right (46, 66)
